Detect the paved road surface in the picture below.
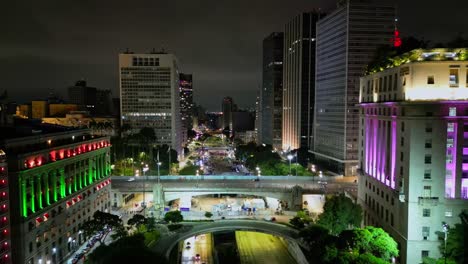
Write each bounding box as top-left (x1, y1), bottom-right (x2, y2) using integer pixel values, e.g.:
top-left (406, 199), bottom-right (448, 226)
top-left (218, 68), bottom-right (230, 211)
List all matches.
top-left (236, 231), bottom-right (297, 264)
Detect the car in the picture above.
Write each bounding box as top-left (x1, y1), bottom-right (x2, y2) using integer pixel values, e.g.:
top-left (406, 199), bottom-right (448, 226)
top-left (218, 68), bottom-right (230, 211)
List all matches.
top-left (195, 254), bottom-right (201, 261)
top-left (127, 177), bottom-right (135, 182)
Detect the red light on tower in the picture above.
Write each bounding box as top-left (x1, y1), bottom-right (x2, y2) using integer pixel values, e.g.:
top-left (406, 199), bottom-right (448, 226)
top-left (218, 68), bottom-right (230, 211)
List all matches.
top-left (392, 18), bottom-right (402, 48)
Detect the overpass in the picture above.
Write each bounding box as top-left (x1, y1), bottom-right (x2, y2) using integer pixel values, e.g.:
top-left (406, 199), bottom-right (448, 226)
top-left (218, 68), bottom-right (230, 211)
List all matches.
top-left (150, 219), bottom-right (307, 262)
top-left (110, 175), bottom-right (357, 209)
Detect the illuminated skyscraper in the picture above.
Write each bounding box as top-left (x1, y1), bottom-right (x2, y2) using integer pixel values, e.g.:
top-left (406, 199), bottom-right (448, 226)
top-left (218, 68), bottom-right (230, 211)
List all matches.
top-left (357, 49), bottom-right (468, 264)
top-left (282, 12), bottom-right (324, 151)
top-left (260, 32), bottom-right (283, 149)
top-left (119, 51), bottom-right (182, 154)
top-left (312, 1), bottom-right (395, 176)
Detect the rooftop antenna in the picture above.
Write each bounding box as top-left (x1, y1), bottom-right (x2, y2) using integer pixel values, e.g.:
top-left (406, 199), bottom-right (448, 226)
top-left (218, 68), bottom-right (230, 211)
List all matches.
top-left (392, 5), bottom-right (402, 48)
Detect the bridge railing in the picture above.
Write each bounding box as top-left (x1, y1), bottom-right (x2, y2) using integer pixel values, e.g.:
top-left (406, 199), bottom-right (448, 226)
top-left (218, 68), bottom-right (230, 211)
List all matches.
top-left (111, 175), bottom-right (343, 181)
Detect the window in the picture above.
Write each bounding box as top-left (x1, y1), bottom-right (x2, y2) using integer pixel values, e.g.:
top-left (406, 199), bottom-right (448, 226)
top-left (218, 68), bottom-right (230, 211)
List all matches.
top-left (422, 226), bottom-right (430, 240)
top-left (445, 210), bottom-right (453, 217)
top-left (400, 137), bottom-right (404, 146)
top-left (423, 186), bottom-right (432, 197)
top-left (422, 250), bottom-right (429, 258)
top-left (427, 76), bottom-right (435, 84)
top-left (449, 107), bottom-right (457, 117)
top-left (424, 169), bottom-right (431, 179)
top-left (423, 208), bottom-right (431, 217)
top-left (425, 155), bottom-right (432, 164)
top-left (426, 123), bottom-right (432, 133)
top-left (449, 68), bottom-right (459, 87)
top-left (401, 122), bottom-right (405, 132)
top-left (400, 152), bottom-right (404, 161)
top-left (425, 139), bottom-right (432, 148)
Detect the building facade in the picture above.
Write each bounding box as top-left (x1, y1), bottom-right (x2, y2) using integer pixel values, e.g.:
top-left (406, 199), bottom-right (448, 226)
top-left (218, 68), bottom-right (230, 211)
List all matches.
top-left (222, 97), bottom-right (234, 134)
top-left (119, 52), bottom-right (182, 154)
top-left (0, 126), bottom-right (111, 264)
top-left (179, 73), bottom-right (193, 146)
top-left (260, 32), bottom-right (283, 149)
top-left (0, 149), bottom-right (11, 264)
top-left (312, 0), bottom-right (395, 176)
top-left (357, 49), bottom-right (468, 264)
top-left (67, 81), bottom-right (97, 114)
top-left (282, 12), bottom-right (323, 151)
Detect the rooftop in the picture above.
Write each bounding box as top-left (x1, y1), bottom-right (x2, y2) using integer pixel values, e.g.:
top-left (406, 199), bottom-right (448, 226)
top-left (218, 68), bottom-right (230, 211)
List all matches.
top-left (366, 48), bottom-right (468, 75)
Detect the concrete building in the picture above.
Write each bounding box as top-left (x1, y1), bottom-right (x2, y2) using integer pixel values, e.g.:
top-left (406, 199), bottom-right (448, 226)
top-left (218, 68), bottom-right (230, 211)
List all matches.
top-left (282, 11), bottom-right (323, 151)
top-left (0, 149), bottom-right (11, 264)
top-left (42, 112), bottom-right (118, 137)
top-left (357, 48), bottom-right (468, 264)
top-left (31, 101), bottom-right (48, 119)
top-left (221, 97), bottom-right (234, 134)
top-left (67, 81), bottom-right (97, 114)
top-left (260, 32), bottom-right (283, 149)
top-left (119, 52), bottom-right (182, 154)
top-left (179, 73), bottom-right (193, 146)
top-left (0, 123), bottom-right (111, 264)
top-left (312, 0), bottom-right (395, 176)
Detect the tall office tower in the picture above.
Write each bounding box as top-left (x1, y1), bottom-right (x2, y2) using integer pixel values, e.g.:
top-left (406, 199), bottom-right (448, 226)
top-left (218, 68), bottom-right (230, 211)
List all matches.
top-left (282, 12), bottom-right (324, 152)
top-left (67, 80), bottom-right (97, 113)
top-left (0, 149), bottom-right (11, 264)
top-left (95, 90), bottom-right (112, 116)
top-left (260, 32), bottom-right (284, 149)
top-left (179, 73), bottom-right (193, 144)
top-left (313, 0), bottom-right (395, 176)
top-left (0, 124), bottom-right (111, 264)
top-left (357, 49), bottom-right (468, 264)
top-left (119, 52), bottom-right (182, 154)
top-left (222, 97), bottom-right (234, 134)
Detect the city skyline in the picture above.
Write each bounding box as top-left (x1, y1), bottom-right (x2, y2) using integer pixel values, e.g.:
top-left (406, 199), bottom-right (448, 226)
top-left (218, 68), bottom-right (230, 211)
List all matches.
top-left (1, 0), bottom-right (467, 111)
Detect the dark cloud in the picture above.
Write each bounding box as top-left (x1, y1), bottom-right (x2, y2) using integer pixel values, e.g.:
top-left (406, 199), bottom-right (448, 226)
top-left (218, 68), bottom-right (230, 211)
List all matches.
top-left (2, 0), bottom-right (467, 110)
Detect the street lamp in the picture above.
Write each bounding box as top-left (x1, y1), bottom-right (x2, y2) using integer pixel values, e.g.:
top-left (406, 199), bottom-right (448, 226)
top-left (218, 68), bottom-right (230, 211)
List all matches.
top-left (142, 164), bottom-right (149, 209)
top-left (287, 155), bottom-right (293, 176)
top-left (442, 222), bottom-right (449, 264)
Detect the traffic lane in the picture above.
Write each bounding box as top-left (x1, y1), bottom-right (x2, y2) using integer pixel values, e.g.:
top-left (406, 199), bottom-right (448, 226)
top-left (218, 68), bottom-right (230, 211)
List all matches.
top-left (236, 231), bottom-right (297, 264)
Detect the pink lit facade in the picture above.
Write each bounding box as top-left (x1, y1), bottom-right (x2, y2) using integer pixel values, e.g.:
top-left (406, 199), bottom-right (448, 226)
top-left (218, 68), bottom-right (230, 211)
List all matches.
top-left (357, 54), bottom-right (468, 264)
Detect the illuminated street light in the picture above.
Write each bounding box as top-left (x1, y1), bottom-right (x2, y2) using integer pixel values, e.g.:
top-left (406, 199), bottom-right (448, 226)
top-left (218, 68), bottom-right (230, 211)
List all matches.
top-left (287, 154), bottom-right (293, 176)
top-left (442, 222), bottom-right (449, 264)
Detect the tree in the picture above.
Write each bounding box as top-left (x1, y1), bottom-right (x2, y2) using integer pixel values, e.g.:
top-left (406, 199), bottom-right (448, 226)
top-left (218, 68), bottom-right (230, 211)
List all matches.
top-left (81, 211), bottom-right (123, 244)
top-left (111, 224), bottom-right (128, 240)
top-left (127, 214), bottom-right (146, 227)
top-left (205, 212), bottom-right (213, 218)
top-left (289, 216), bottom-right (305, 229)
top-left (437, 212), bottom-right (468, 264)
top-left (338, 227), bottom-right (398, 262)
top-left (316, 194), bottom-right (362, 235)
top-left (164, 210), bottom-right (183, 223)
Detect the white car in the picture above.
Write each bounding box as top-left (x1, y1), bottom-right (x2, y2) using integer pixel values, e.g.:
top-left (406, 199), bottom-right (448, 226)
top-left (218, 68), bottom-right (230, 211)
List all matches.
top-left (127, 177), bottom-right (135, 182)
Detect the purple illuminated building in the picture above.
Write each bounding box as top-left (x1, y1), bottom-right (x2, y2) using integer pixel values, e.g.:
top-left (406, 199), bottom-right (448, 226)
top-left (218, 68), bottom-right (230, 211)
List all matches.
top-left (357, 48), bottom-right (468, 264)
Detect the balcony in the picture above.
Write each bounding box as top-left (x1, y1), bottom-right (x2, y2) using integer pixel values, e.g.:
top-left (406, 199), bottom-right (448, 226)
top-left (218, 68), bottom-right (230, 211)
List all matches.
top-left (418, 197), bottom-right (439, 205)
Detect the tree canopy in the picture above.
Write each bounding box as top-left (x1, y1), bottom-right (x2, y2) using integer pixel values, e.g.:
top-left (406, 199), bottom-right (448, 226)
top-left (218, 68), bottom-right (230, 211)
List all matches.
top-left (81, 211), bottom-right (123, 244)
top-left (316, 194), bottom-right (362, 235)
top-left (164, 210), bottom-right (183, 223)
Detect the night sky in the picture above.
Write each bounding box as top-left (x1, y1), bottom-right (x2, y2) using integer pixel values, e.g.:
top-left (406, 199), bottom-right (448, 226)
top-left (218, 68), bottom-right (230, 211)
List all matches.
top-left (1, 0), bottom-right (466, 111)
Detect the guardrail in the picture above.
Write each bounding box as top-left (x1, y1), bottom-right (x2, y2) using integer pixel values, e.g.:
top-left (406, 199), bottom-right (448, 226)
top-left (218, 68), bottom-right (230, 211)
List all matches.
top-left (111, 175), bottom-right (343, 181)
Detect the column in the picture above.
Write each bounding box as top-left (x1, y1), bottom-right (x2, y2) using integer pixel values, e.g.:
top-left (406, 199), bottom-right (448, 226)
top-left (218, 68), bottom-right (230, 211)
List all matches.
top-left (51, 170), bottom-right (58, 202)
top-left (36, 174), bottom-right (43, 209)
top-left (88, 158), bottom-right (94, 184)
top-left (73, 163), bottom-right (78, 192)
top-left (30, 177), bottom-right (35, 213)
top-left (59, 168), bottom-right (66, 199)
top-left (100, 154), bottom-right (105, 178)
top-left (96, 156), bottom-right (101, 180)
top-left (78, 162), bottom-right (83, 189)
top-left (43, 172), bottom-right (50, 206)
top-left (20, 177), bottom-right (27, 217)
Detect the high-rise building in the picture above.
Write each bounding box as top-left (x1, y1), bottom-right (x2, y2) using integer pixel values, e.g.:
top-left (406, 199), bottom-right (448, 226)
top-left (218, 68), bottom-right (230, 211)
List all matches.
top-left (282, 11), bottom-right (324, 151)
top-left (260, 32), bottom-right (283, 149)
top-left (312, 0), bottom-right (395, 176)
top-left (119, 52), bottom-right (182, 154)
top-left (179, 73), bottom-right (193, 144)
top-left (0, 149), bottom-right (11, 264)
top-left (222, 97), bottom-right (234, 134)
top-left (0, 123), bottom-right (111, 264)
top-left (67, 80), bottom-right (97, 113)
top-left (357, 48), bottom-right (468, 264)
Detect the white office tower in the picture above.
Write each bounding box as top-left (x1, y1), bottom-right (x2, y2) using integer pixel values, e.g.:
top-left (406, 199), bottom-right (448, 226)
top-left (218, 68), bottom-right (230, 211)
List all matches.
top-left (312, 0), bottom-right (395, 176)
top-left (357, 48), bottom-right (468, 264)
top-left (119, 52), bottom-right (182, 154)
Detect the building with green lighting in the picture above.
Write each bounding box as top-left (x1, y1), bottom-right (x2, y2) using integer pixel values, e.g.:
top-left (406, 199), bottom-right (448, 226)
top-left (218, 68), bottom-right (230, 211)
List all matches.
top-left (0, 123), bottom-right (112, 264)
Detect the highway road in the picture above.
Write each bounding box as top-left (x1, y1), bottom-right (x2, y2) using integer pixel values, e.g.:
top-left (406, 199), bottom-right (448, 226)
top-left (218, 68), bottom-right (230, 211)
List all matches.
top-left (236, 231), bottom-right (296, 264)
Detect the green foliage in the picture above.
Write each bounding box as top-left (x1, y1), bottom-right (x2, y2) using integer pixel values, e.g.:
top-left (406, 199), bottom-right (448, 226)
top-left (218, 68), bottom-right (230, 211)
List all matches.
top-left (316, 194), bottom-right (362, 235)
top-left (164, 210), bottom-right (183, 223)
top-left (127, 214), bottom-right (146, 227)
top-left (437, 212), bottom-right (468, 264)
top-left (143, 230), bottom-right (161, 247)
top-left (289, 216), bottom-right (305, 229)
top-left (179, 164), bottom-right (199, 175)
top-left (167, 224), bottom-right (183, 231)
top-left (88, 233), bottom-right (167, 264)
top-left (205, 211), bottom-right (213, 218)
top-left (110, 224), bottom-right (128, 241)
top-left (82, 211), bottom-right (123, 243)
